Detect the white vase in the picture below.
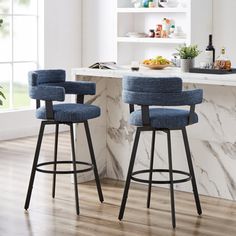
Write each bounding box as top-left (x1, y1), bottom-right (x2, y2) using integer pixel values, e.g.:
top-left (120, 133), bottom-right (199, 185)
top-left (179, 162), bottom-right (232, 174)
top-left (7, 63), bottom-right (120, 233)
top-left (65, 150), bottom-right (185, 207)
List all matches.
top-left (180, 59), bottom-right (194, 72)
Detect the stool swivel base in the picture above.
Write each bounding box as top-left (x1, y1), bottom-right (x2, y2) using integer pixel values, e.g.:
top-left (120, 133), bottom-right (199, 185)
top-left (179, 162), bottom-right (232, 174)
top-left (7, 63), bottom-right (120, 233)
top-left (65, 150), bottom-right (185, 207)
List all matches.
top-left (24, 120), bottom-right (104, 215)
top-left (118, 126), bottom-right (202, 228)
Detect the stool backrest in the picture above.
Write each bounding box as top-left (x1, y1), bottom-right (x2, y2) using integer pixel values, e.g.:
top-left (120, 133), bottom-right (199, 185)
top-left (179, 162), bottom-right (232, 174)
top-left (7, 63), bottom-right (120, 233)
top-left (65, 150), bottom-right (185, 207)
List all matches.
top-left (122, 75), bottom-right (202, 106)
top-left (28, 69), bottom-right (66, 106)
top-left (28, 69), bottom-right (66, 86)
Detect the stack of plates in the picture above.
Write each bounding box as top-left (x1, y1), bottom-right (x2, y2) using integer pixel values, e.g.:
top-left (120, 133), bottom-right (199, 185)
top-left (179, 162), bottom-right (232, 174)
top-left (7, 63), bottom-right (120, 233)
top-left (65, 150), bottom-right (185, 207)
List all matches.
top-left (169, 26), bottom-right (186, 39)
top-left (126, 32), bottom-right (148, 38)
top-left (169, 32), bottom-right (186, 39)
top-left (159, 0), bottom-right (179, 8)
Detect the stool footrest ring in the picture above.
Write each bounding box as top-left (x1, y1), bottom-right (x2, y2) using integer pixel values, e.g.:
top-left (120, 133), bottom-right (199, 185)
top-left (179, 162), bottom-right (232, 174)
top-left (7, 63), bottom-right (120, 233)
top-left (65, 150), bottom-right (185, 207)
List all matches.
top-left (36, 161), bottom-right (93, 174)
top-left (131, 169), bottom-right (191, 184)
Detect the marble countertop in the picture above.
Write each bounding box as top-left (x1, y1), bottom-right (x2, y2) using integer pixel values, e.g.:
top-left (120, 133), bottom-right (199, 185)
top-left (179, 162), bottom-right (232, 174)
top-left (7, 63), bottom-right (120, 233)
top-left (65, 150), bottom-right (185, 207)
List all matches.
top-left (72, 67), bottom-right (236, 87)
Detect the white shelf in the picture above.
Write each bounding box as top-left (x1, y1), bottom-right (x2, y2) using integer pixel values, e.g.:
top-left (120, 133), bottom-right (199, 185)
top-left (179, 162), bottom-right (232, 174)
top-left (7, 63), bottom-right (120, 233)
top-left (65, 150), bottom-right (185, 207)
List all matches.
top-left (117, 37), bottom-right (186, 44)
top-left (117, 7), bottom-right (188, 13)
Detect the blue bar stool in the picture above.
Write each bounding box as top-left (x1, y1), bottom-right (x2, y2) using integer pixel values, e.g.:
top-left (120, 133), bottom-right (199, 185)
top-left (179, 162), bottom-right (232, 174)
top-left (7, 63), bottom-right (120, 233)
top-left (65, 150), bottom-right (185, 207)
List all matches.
top-left (24, 69), bottom-right (104, 215)
top-left (118, 75), bottom-right (203, 228)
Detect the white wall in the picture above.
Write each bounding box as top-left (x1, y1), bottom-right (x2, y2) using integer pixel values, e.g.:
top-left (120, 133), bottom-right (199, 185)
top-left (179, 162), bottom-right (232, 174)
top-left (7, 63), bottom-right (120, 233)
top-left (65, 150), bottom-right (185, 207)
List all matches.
top-left (191, 0), bottom-right (213, 65)
top-left (44, 0), bottom-right (82, 77)
top-left (81, 0), bottom-right (116, 66)
top-left (0, 0), bottom-right (82, 141)
top-left (213, 0), bottom-right (236, 66)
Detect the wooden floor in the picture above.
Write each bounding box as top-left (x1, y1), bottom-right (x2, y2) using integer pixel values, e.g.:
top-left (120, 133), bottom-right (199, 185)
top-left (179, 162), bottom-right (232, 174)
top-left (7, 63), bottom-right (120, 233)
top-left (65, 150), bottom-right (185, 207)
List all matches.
top-left (0, 132), bottom-right (236, 236)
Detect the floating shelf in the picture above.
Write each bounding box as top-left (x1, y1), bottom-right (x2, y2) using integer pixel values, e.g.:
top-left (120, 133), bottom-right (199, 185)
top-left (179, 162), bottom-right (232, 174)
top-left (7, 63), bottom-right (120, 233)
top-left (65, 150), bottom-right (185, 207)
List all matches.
top-left (117, 7), bottom-right (188, 13)
top-left (117, 37), bottom-right (186, 44)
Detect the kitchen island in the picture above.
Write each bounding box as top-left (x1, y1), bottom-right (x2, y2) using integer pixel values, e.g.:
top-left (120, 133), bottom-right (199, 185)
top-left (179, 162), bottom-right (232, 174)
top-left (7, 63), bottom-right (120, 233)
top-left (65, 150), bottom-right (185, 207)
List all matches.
top-left (72, 67), bottom-right (236, 200)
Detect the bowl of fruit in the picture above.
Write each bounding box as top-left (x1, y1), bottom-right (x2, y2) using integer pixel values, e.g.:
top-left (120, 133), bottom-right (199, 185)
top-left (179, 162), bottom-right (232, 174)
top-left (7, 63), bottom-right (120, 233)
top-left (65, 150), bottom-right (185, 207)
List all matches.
top-left (142, 56), bottom-right (172, 69)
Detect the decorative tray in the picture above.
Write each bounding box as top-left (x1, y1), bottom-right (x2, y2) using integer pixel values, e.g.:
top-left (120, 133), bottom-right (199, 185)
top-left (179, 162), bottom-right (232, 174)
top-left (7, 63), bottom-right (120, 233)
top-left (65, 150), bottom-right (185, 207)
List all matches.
top-left (189, 68), bottom-right (236, 74)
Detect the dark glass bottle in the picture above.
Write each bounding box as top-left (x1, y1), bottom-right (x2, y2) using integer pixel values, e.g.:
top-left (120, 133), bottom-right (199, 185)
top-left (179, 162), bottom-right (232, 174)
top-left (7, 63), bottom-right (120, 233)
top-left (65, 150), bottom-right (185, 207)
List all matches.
top-left (205, 34), bottom-right (215, 65)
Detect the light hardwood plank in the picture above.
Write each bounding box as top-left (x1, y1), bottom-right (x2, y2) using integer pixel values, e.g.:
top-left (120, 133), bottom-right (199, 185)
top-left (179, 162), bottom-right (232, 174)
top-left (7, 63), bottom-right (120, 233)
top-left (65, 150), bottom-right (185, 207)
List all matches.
top-left (0, 132), bottom-right (236, 235)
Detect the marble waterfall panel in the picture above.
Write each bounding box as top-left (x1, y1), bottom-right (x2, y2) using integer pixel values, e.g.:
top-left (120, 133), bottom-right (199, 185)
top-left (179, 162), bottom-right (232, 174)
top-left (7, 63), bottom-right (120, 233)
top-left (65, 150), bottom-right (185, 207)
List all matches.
top-left (76, 75), bottom-right (236, 200)
top-left (75, 75), bottom-right (107, 183)
top-left (106, 79), bottom-right (236, 200)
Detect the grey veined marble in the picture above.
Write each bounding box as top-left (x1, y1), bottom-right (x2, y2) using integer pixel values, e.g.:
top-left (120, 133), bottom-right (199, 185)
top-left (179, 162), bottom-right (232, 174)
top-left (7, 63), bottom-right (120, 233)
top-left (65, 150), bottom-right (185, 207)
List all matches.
top-left (74, 75), bottom-right (236, 201)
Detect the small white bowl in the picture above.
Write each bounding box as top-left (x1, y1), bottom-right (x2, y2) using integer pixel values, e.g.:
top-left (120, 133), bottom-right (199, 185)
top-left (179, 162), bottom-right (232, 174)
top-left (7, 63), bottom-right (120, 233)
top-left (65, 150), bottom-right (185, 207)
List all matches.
top-left (159, 0), bottom-right (179, 8)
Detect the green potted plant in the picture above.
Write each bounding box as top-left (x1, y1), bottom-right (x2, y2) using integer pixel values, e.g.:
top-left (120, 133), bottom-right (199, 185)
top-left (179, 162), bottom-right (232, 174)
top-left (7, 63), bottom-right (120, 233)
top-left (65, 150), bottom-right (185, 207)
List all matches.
top-left (0, 86), bottom-right (5, 106)
top-left (177, 44), bottom-right (201, 72)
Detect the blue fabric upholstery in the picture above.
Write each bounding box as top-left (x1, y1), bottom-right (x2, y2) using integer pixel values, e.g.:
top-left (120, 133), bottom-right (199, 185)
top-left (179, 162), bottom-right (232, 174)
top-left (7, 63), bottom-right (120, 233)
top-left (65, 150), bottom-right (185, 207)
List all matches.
top-left (28, 70), bottom-right (96, 101)
top-left (28, 69), bottom-right (100, 123)
top-left (123, 76), bottom-right (203, 106)
top-left (123, 76), bottom-right (183, 93)
top-left (28, 70), bottom-right (66, 86)
top-left (123, 89), bottom-right (203, 106)
top-left (122, 75), bottom-right (203, 129)
top-left (130, 108), bottom-right (198, 129)
top-left (29, 85), bottom-right (65, 101)
top-left (46, 81), bottom-right (96, 95)
top-left (36, 103), bottom-right (100, 123)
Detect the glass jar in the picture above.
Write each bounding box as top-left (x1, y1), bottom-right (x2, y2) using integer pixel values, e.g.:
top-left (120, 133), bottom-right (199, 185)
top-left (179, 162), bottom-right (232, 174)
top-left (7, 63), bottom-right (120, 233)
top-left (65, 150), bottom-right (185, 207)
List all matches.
top-left (214, 47), bottom-right (231, 70)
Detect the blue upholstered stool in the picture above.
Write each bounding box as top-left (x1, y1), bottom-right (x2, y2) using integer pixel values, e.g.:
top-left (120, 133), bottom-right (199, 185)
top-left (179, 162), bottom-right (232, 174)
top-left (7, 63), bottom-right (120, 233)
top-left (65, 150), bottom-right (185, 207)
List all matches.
top-left (118, 75), bottom-right (203, 228)
top-left (24, 69), bottom-right (104, 215)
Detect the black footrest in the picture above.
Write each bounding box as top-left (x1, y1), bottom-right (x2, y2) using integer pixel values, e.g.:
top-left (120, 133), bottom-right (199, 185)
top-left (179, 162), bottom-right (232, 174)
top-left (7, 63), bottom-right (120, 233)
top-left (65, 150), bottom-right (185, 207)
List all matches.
top-left (131, 169), bottom-right (191, 184)
top-left (36, 160), bottom-right (93, 174)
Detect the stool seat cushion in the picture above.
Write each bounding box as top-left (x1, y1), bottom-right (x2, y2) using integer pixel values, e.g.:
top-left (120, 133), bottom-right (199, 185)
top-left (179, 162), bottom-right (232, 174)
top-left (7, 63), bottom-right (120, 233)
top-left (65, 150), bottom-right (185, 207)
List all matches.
top-left (36, 103), bottom-right (100, 123)
top-left (129, 108), bottom-right (198, 129)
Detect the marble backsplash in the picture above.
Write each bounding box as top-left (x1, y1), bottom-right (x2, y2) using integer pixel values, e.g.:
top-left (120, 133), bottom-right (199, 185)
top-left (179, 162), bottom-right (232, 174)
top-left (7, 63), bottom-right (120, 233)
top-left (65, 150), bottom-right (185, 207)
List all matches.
top-left (75, 75), bottom-right (236, 201)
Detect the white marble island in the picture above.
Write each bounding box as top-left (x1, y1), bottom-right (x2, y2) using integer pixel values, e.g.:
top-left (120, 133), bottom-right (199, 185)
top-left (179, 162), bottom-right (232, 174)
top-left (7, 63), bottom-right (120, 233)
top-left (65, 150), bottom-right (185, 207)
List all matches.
top-left (72, 67), bottom-right (236, 201)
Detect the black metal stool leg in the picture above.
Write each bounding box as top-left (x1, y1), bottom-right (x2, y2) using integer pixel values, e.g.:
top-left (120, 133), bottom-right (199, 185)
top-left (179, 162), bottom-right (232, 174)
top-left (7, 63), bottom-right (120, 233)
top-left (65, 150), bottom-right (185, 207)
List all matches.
top-left (147, 130), bottom-right (156, 208)
top-left (84, 121), bottom-right (104, 202)
top-left (24, 121), bottom-right (46, 210)
top-left (182, 127), bottom-right (202, 215)
top-left (52, 124), bottom-right (59, 198)
top-left (167, 130), bottom-right (176, 228)
top-left (69, 124), bottom-right (80, 215)
top-left (118, 128), bottom-right (141, 220)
